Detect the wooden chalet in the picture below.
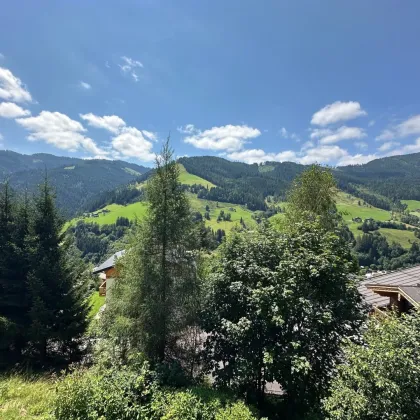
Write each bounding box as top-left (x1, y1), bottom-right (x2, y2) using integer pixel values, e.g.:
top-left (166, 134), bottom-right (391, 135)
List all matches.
top-left (93, 250), bottom-right (125, 296)
top-left (359, 265), bottom-right (420, 313)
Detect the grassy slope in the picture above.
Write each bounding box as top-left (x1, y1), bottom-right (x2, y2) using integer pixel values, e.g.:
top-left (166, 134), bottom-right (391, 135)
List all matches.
top-left (377, 228), bottom-right (416, 249)
top-left (178, 164), bottom-right (216, 188)
top-left (402, 199), bottom-right (420, 211)
top-left (0, 375), bottom-right (55, 419)
top-left (188, 193), bottom-right (255, 232)
top-left (88, 292), bottom-right (105, 318)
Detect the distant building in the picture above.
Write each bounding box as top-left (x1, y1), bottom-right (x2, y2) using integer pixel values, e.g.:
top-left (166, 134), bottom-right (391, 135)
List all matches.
top-left (93, 250), bottom-right (125, 296)
top-left (359, 265), bottom-right (420, 313)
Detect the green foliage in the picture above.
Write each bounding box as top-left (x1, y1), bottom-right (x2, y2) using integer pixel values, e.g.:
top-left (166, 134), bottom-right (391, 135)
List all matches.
top-left (104, 139), bottom-right (202, 367)
top-left (54, 363), bottom-right (260, 420)
top-left (286, 165), bottom-right (339, 231)
top-left (324, 311), bottom-right (420, 419)
top-left (202, 221), bottom-right (365, 416)
top-left (0, 180), bottom-right (90, 368)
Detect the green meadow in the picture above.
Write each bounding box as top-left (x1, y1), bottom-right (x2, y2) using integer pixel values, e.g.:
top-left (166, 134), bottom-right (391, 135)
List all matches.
top-left (178, 164), bottom-right (216, 188)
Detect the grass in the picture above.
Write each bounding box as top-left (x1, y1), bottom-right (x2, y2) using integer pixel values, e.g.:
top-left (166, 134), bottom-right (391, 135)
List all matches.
top-left (88, 292), bottom-right (105, 318)
top-left (124, 167), bottom-right (142, 176)
top-left (188, 193), bottom-right (255, 232)
top-left (63, 166), bottom-right (75, 170)
top-left (178, 164), bottom-right (216, 188)
top-left (336, 192), bottom-right (392, 223)
top-left (0, 375), bottom-right (55, 419)
top-left (402, 200), bottom-right (420, 212)
top-left (378, 228), bottom-right (417, 249)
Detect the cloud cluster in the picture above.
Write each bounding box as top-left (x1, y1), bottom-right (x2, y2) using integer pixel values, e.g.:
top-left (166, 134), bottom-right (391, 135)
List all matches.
top-left (182, 124), bottom-right (261, 152)
top-left (0, 102), bottom-right (30, 118)
top-left (311, 101), bottom-right (367, 126)
top-left (79, 81), bottom-right (91, 90)
top-left (0, 67), bottom-right (32, 103)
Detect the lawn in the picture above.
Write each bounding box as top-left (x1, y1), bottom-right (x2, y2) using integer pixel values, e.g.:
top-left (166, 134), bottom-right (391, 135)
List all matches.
top-left (178, 164), bottom-right (216, 188)
top-left (336, 192), bottom-right (392, 223)
top-left (188, 193), bottom-right (255, 232)
top-left (88, 292), bottom-right (105, 318)
top-left (378, 228), bottom-right (417, 249)
top-left (0, 375), bottom-right (55, 419)
top-left (402, 200), bottom-right (420, 212)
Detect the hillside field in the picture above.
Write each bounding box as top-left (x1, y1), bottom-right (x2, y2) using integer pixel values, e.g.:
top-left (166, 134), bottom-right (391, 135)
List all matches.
top-left (178, 164), bottom-right (216, 188)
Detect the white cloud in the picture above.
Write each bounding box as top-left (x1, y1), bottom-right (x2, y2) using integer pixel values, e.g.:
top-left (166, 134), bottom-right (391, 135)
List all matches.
top-left (119, 56), bottom-right (143, 82)
top-left (319, 126), bottom-right (366, 145)
top-left (301, 140), bottom-right (314, 150)
top-left (311, 101), bottom-right (367, 126)
top-left (387, 138), bottom-right (420, 156)
top-left (142, 130), bottom-right (157, 141)
top-left (337, 153), bottom-right (378, 166)
top-left (16, 111), bottom-right (108, 157)
top-left (290, 133), bottom-right (300, 142)
top-left (178, 124), bottom-right (196, 134)
top-left (376, 129), bottom-right (395, 141)
top-left (227, 148), bottom-right (298, 164)
top-left (397, 115), bottom-right (420, 137)
top-left (112, 126), bottom-right (155, 162)
top-left (0, 102), bottom-right (30, 118)
top-left (80, 113), bottom-right (126, 134)
top-left (299, 145), bottom-right (348, 165)
top-left (368, 120), bottom-right (375, 127)
top-left (0, 67), bottom-right (32, 103)
top-left (280, 127), bottom-right (288, 138)
top-left (183, 124), bottom-right (261, 152)
top-left (354, 141), bottom-right (368, 150)
top-left (79, 81), bottom-right (91, 90)
top-left (377, 141), bottom-right (400, 152)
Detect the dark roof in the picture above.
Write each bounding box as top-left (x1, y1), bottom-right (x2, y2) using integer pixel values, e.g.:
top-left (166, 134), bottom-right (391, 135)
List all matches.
top-left (359, 265), bottom-right (420, 307)
top-left (93, 250), bottom-right (125, 274)
top-left (400, 286), bottom-right (420, 304)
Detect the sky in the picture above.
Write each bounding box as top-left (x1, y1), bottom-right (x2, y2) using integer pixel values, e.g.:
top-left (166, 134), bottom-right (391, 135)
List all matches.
top-left (1, 0), bottom-right (420, 166)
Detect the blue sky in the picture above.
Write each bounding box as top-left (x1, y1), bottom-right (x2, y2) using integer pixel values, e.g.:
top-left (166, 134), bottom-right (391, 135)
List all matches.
top-left (1, 0), bottom-right (420, 166)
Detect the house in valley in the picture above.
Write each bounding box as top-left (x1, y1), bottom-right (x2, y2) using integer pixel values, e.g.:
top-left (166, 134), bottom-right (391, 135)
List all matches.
top-left (359, 265), bottom-right (420, 313)
top-left (93, 250), bottom-right (125, 296)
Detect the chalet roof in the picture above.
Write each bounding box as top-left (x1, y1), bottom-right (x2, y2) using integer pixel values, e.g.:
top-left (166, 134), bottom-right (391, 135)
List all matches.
top-left (359, 265), bottom-right (420, 308)
top-left (93, 250), bottom-right (125, 274)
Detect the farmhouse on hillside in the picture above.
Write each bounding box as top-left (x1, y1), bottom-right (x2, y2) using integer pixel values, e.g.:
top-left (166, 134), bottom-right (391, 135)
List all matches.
top-left (93, 250), bottom-right (125, 296)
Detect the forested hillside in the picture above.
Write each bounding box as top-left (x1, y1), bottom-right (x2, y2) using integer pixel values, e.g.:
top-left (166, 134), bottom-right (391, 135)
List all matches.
top-left (0, 151), bottom-right (149, 217)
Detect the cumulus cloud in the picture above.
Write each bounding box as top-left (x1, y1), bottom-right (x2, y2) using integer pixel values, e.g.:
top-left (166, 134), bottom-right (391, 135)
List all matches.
top-left (112, 126), bottom-right (155, 162)
top-left (311, 101), bottom-right (367, 126)
top-left (227, 148), bottom-right (297, 164)
top-left (318, 126), bottom-right (366, 145)
top-left (142, 130), bottom-right (157, 141)
top-left (183, 124), bottom-right (261, 152)
top-left (376, 129), bottom-right (395, 141)
top-left (16, 111), bottom-right (108, 157)
top-left (0, 102), bottom-right (30, 118)
top-left (79, 81), bottom-right (91, 90)
top-left (119, 56), bottom-right (143, 82)
top-left (299, 145), bottom-right (348, 165)
top-left (80, 113), bottom-right (126, 134)
top-left (377, 141), bottom-right (400, 152)
top-left (0, 67), bottom-right (32, 103)
top-left (337, 153), bottom-right (378, 166)
top-left (397, 115), bottom-right (420, 137)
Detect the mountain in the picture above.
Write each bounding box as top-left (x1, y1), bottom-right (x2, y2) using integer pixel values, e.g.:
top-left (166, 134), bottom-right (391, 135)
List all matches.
top-left (0, 151), bottom-right (150, 218)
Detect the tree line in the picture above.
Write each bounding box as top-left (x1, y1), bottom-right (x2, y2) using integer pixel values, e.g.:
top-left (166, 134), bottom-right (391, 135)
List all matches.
top-left (0, 180), bottom-right (89, 368)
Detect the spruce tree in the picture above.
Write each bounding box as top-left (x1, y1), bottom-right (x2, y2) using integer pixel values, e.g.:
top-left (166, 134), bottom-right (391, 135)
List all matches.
top-left (106, 139), bottom-right (201, 364)
top-left (27, 179), bottom-right (89, 364)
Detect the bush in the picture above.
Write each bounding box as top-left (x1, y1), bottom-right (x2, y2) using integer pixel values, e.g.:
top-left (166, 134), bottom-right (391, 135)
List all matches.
top-left (54, 364), bottom-right (262, 420)
top-left (55, 362), bottom-right (156, 420)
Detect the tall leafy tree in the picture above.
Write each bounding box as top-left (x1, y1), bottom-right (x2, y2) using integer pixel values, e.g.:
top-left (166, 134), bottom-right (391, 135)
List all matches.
top-left (202, 221), bottom-right (364, 416)
top-left (27, 179), bottom-right (89, 363)
top-left (324, 311), bottom-right (420, 419)
top-left (106, 140), bottom-right (201, 364)
top-left (285, 164), bottom-right (339, 231)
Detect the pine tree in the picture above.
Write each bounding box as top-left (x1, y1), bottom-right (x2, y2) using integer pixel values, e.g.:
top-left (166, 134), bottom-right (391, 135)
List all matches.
top-left (27, 179), bottom-right (89, 364)
top-left (107, 139), bottom-right (201, 364)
